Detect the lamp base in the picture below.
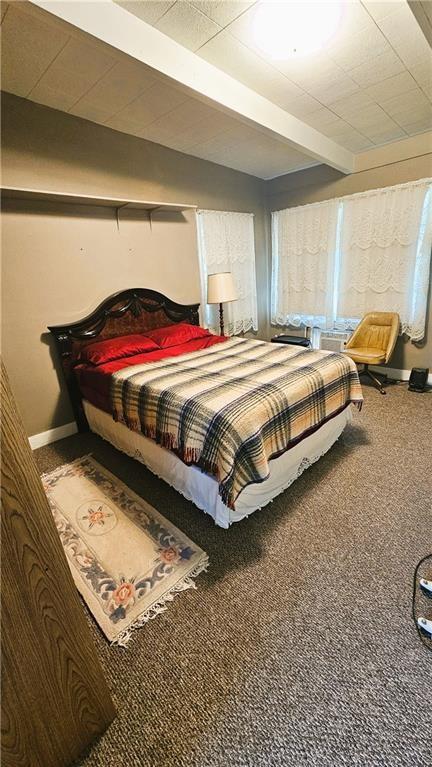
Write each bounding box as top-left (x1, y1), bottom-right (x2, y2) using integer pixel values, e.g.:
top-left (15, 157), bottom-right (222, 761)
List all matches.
top-left (219, 302), bottom-right (225, 336)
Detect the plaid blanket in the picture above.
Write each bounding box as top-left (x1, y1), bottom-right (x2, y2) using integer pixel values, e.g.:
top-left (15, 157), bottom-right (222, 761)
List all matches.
top-left (111, 338), bottom-right (362, 509)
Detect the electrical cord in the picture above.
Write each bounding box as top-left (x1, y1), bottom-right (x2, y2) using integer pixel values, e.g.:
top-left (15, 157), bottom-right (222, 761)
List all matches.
top-left (412, 553), bottom-right (432, 651)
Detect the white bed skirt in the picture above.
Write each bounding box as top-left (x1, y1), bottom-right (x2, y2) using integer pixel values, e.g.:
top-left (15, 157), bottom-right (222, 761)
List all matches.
top-left (83, 400), bottom-right (352, 529)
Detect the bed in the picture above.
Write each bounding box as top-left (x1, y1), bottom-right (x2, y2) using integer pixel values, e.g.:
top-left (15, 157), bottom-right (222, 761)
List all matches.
top-left (49, 288), bottom-right (362, 528)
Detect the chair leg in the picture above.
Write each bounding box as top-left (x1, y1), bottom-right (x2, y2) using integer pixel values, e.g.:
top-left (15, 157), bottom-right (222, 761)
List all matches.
top-left (361, 364), bottom-right (388, 395)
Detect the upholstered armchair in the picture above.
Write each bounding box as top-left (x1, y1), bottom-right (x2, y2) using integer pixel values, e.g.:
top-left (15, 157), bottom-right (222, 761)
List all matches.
top-left (344, 312), bottom-right (400, 395)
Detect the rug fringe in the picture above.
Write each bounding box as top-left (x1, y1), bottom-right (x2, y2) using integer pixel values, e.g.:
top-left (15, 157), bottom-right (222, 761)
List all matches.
top-left (112, 556), bottom-right (209, 648)
top-left (40, 453), bottom-right (93, 481)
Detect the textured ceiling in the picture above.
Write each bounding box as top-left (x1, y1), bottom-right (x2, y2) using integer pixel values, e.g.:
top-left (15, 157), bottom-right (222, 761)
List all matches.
top-left (0, 1), bottom-right (320, 178)
top-left (116, 0), bottom-right (432, 152)
top-left (1, 1), bottom-right (431, 179)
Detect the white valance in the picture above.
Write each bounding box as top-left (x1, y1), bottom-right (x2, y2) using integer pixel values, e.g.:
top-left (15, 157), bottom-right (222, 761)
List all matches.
top-left (197, 210), bottom-right (258, 336)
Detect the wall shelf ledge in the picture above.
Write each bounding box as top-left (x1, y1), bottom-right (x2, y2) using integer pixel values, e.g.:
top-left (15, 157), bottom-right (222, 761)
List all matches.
top-left (1, 186), bottom-right (197, 213)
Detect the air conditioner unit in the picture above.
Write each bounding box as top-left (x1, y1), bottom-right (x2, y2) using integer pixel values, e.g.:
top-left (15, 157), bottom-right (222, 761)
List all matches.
top-left (318, 330), bottom-right (351, 353)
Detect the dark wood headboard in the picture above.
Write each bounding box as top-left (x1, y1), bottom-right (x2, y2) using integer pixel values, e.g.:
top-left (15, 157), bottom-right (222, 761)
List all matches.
top-left (48, 288), bottom-right (200, 432)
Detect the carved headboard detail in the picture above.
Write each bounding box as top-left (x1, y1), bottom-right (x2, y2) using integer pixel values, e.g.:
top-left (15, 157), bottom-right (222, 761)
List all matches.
top-left (48, 288), bottom-right (200, 431)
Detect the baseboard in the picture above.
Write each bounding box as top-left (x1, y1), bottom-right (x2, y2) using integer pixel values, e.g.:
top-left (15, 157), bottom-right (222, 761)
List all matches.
top-left (29, 421), bottom-right (78, 450)
top-left (370, 366), bottom-right (432, 385)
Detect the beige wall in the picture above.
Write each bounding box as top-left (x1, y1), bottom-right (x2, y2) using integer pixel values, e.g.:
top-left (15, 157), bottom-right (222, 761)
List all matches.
top-left (1, 93), bottom-right (267, 435)
top-left (266, 157), bottom-right (432, 372)
top-left (2, 92), bottom-right (431, 437)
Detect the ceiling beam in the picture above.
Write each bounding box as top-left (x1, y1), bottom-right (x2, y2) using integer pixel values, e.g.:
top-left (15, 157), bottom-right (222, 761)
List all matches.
top-left (408, 1), bottom-right (432, 46)
top-left (29, 0), bottom-right (354, 174)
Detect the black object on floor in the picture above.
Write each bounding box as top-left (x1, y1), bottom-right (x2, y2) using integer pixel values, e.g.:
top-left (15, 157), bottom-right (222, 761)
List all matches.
top-left (412, 552), bottom-right (432, 651)
top-left (408, 367), bottom-right (429, 392)
top-left (271, 334), bottom-right (311, 348)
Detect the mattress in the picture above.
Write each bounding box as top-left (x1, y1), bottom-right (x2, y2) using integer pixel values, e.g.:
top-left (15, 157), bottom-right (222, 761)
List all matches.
top-left (84, 399), bottom-right (352, 529)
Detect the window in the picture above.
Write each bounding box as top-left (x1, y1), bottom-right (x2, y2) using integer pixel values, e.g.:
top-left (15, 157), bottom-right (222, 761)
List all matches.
top-left (197, 210), bottom-right (258, 336)
top-left (271, 178), bottom-right (432, 341)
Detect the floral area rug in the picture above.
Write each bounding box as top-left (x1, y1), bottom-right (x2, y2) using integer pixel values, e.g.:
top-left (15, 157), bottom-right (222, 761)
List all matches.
top-left (42, 456), bottom-right (208, 646)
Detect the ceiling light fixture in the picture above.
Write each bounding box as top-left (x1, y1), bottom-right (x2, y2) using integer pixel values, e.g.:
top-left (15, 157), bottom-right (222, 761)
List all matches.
top-left (252, 1), bottom-right (343, 60)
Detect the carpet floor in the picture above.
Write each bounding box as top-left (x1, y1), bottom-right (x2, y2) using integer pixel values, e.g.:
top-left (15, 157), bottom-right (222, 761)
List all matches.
top-left (34, 383), bottom-right (432, 767)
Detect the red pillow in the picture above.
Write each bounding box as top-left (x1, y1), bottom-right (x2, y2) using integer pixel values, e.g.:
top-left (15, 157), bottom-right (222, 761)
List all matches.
top-left (144, 323), bottom-right (211, 348)
top-left (78, 334), bottom-right (159, 365)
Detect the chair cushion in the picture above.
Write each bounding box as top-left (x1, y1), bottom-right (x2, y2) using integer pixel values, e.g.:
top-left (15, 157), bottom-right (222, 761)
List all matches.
top-left (344, 347), bottom-right (386, 364)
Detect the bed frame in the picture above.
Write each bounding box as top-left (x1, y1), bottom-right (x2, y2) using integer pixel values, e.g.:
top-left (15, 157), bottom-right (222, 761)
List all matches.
top-left (48, 288), bottom-right (200, 432)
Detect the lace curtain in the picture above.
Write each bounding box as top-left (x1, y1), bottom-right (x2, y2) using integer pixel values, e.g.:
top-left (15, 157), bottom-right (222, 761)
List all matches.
top-left (271, 199), bottom-right (339, 329)
top-left (197, 210), bottom-right (258, 335)
top-left (338, 180), bottom-right (432, 341)
top-left (271, 178), bottom-right (432, 340)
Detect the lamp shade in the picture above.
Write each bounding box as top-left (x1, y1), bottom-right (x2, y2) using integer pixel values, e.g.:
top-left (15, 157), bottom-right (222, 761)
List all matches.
top-left (207, 272), bottom-right (238, 304)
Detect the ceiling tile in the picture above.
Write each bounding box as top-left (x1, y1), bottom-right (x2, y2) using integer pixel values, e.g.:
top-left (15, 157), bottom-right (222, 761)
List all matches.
top-left (319, 118), bottom-right (359, 138)
top-left (329, 90), bottom-right (376, 119)
top-left (316, 120), bottom-right (374, 151)
top-left (70, 61), bottom-right (158, 122)
top-left (330, 25), bottom-right (389, 71)
top-left (329, 26), bottom-right (389, 72)
top-left (113, 1), bottom-right (176, 26)
top-left (337, 1), bottom-right (377, 37)
top-left (392, 104), bottom-right (432, 131)
top-left (100, 114), bottom-right (138, 135)
top-left (361, 1), bottom-right (406, 23)
top-left (360, 116), bottom-right (407, 141)
top-left (363, 124), bottom-right (407, 144)
top-left (198, 30), bottom-right (303, 104)
top-left (304, 108), bottom-right (346, 130)
top-left (275, 54), bottom-right (343, 91)
top-left (259, 78), bottom-right (305, 110)
top-left (203, 138), bottom-right (315, 178)
top-left (137, 98), bottom-right (222, 142)
top-left (402, 116), bottom-right (432, 136)
top-left (72, 103), bottom-right (122, 125)
top-left (336, 132), bottom-right (374, 152)
top-left (206, 140), bottom-right (262, 165)
top-left (29, 38), bottom-right (116, 110)
top-left (365, 71), bottom-right (419, 103)
top-left (409, 59), bottom-right (432, 99)
top-left (189, 1), bottom-right (254, 27)
top-left (349, 48), bottom-right (406, 88)
top-left (396, 38), bottom-right (432, 69)
top-left (155, 1), bottom-right (221, 51)
top-left (225, 1), bottom-right (264, 48)
top-left (376, 4), bottom-right (431, 67)
top-left (174, 112), bottom-right (240, 149)
top-left (139, 123), bottom-right (194, 148)
top-left (375, 2), bottom-right (419, 47)
top-left (410, 59), bottom-right (432, 90)
top-left (316, 76), bottom-right (360, 106)
top-left (0, 5), bottom-right (70, 97)
top-left (107, 81), bottom-right (188, 131)
top-left (283, 93), bottom-right (322, 118)
top-left (191, 133), bottom-right (242, 157)
top-left (380, 87), bottom-right (430, 118)
top-left (347, 103), bottom-right (398, 130)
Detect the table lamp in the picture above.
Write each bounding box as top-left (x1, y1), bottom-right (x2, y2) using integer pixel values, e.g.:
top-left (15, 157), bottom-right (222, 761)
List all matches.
top-left (207, 272), bottom-right (238, 336)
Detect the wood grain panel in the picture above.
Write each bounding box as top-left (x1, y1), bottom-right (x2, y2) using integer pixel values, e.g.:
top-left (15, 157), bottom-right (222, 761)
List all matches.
top-left (1, 360), bottom-right (115, 767)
